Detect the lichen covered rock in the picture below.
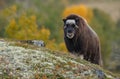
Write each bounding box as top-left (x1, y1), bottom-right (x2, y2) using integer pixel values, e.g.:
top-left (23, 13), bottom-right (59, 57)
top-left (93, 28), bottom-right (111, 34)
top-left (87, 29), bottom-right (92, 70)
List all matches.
top-left (0, 40), bottom-right (119, 79)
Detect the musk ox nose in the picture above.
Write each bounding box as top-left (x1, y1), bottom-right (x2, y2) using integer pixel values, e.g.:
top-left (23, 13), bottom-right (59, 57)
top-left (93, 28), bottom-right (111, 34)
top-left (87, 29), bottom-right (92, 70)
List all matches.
top-left (67, 30), bottom-right (72, 33)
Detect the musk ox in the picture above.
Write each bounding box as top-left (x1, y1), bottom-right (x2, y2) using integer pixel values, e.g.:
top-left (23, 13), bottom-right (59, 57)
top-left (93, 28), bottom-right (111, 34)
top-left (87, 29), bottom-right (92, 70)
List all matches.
top-left (63, 14), bottom-right (102, 66)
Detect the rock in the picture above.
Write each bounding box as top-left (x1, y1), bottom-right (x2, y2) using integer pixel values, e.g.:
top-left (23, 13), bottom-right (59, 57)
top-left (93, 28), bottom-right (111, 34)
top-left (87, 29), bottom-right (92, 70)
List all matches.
top-left (20, 40), bottom-right (45, 47)
top-left (94, 69), bottom-right (106, 79)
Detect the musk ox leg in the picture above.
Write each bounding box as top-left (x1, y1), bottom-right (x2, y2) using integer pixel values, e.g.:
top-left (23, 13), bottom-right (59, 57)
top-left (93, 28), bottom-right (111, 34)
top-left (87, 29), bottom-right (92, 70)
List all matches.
top-left (91, 54), bottom-right (100, 65)
top-left (90, 52), bottom-right (102, 65)
top-left (94, 53), bottom-right (103, 66)
top-left (84, 52), bottom-right (101, 65)
top-left (84, 53), bottom-right (90, 61)
top-left (93, 46), bottom-right (102, 66)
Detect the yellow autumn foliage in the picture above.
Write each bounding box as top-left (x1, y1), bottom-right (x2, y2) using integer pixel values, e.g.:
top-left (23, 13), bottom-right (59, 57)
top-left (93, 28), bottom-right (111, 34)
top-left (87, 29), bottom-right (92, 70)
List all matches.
top-left (38, 27), bottom-right (50, 42)
top-left (46, 39), bottom-right (57, 51)
top-left (5, 12), bottom-right (50, 41)
top-left (11, 5), bottom-right (17, 13)
top-left (58, 42), bottom-right (67, 52)
top-left (4, 5), bottom-right (67, 52)
top-left (2, 5), bottom-right (17, 17)
top-left (6, 18), bottom-right (18, 38)
top-left (62, 4), bottom-right (93, 22)
top-left (30, 15), bottom-right (36, 22)
top-left (47, 41), bottom-right (67, 53)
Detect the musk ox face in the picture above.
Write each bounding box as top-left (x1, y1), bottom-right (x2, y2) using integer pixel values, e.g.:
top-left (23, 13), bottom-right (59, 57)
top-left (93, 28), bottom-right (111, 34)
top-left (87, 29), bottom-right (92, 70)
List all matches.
top-left (63, 19), bottom-right (79, 39)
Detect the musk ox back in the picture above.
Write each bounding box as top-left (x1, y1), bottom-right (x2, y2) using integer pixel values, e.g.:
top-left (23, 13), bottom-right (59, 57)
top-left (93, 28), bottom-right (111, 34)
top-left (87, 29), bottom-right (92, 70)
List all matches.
top-left (63, 14), bottom-right (102, 66)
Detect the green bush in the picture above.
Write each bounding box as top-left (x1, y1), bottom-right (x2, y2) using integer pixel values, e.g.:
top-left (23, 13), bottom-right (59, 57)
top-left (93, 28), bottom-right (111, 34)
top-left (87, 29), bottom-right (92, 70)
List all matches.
top-left (0, 16), bottom-right (7, 37)
top-left (31, 0), bottom-right (65, 43)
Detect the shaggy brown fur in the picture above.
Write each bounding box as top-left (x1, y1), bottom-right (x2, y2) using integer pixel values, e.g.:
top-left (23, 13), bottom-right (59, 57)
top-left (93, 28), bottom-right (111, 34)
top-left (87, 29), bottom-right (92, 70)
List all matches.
top-left (63, 14), bottom-right (102, 66)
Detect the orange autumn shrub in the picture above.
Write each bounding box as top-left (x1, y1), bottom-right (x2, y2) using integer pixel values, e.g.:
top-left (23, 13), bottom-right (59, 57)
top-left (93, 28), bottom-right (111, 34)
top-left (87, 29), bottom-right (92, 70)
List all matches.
top-left (62, 4), bottom-right (93, 22)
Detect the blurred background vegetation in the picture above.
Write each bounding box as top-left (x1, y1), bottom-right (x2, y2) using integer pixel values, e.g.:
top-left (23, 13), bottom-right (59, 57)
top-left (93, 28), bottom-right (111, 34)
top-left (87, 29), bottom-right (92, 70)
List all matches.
top-left (0, 0), bottom-right (120, 73)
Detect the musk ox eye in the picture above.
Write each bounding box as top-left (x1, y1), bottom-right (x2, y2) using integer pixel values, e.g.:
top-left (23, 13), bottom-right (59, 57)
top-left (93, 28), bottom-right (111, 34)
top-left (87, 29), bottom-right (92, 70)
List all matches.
top-left (66, 24), bottom-right (69, 26)
top-left (71, 24), bottom-right (78, 28)
top-left (64, 24), bottom-right (69, 28)
top-left (71, 24), bottom-right (75, 27)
